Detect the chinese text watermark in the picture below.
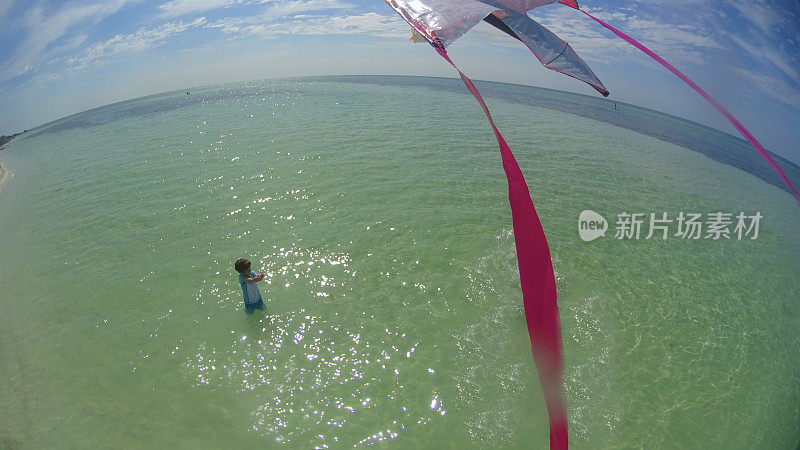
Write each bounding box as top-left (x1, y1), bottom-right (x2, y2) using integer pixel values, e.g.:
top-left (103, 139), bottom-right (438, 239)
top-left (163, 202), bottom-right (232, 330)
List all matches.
top-left (579, 210), bottom-right (762, 242)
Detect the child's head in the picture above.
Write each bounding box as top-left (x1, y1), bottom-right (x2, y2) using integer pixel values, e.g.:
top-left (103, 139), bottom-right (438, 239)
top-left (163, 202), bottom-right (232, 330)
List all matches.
top-left (235, 258), bottom-right (251, 274)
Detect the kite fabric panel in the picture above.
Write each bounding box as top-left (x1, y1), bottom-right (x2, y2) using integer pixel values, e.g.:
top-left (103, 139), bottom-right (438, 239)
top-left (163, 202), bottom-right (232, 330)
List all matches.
top-left (484, 4), bottom-right (609, 96)
top-left (492, 0), bottom-right (561, 13)
top-left (384, 0), bottom-right (495, 48)
top-left (387, 0), bottom-right (609, 96)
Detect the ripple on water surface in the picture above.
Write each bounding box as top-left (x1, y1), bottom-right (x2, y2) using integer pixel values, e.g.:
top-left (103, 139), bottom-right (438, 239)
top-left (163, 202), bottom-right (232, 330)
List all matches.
top-left (0, 78), bottom-right (798, 449)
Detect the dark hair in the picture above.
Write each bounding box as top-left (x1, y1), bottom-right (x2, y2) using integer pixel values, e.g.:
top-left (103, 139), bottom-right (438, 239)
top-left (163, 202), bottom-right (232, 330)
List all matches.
top-left (235, 258), bottom-right (251, 274)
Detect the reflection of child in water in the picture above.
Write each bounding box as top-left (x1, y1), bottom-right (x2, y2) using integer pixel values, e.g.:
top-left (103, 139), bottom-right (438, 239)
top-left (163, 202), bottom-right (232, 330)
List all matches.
top-left (234, 258), bottom-right (265, 314)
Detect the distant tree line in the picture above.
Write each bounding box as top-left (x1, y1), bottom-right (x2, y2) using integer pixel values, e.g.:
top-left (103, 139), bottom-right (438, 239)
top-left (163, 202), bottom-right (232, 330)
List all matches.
top-left (0, 130), bottom-right (27, 148)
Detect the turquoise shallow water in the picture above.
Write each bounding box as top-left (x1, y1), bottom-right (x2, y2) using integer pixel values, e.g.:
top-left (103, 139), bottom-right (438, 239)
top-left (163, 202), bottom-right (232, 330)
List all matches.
top-left (0, 77), bottom-right (798, 448)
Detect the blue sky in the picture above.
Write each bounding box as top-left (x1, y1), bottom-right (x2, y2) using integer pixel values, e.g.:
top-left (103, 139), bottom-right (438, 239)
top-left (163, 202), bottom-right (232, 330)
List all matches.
top-left (1, 0), bottom-right (799, 164)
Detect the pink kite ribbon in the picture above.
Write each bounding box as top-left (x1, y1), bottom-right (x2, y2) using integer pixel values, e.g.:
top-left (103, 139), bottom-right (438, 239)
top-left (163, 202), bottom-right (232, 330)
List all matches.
top-left (562, 2), bottom-right (800, 207)
top-left (435, 47), bottom-right (569, 450)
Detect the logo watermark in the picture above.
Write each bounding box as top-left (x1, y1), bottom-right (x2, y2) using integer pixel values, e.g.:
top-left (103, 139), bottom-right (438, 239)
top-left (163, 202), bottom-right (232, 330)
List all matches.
top-left (578, 210), bottom-right (762, 241)
top-left (578, 210), bottom-right (608, 242)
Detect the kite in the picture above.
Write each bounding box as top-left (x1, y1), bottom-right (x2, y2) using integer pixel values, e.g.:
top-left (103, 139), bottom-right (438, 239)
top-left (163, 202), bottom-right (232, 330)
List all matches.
top-left (384, 0), bottom-right (800, 448)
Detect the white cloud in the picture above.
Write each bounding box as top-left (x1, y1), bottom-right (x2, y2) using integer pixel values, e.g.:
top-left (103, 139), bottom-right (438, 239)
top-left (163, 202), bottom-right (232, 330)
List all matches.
top-left (157, 0), bottom-right (247, 18)
top-left (0, 0), bottom-right (141, 81)
top-left (732, 66), bottom-right (800, 109)
top-left (624, 17), bottom-right (723, 49)
top-left (715, 3), bottom-right (800, 96)
top-left (205, 0), bottom-right (352, 32)
top-left (50, 33), bottom-right (90, 55)
top-left (528, 8), bottom-right (632, 64)
top-left (727, 0), bottom-right (786, 37)
top-left (727, 33), bottom-right (800, 86)
top-left (156, 0), bottom-right (334, 18)
top-left (550, 6), bottom-right (724, 66)
top-left (210, 12), bottom-right (407, 39)
top-left (66, 17), bottom-right (207, 72)
top-left (259, 0), bottom-right (352, 17)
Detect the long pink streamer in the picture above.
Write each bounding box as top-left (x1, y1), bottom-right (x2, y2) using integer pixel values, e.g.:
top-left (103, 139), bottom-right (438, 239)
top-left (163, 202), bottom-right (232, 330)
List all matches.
top-left (435, 47), bottom-right (568, 450)
top-left (568, 5), bottom-right (800, 207)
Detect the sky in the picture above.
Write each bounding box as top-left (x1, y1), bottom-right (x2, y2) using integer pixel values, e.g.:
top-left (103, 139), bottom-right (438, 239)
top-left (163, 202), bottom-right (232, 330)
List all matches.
top-left (1, 0), bottom-right (799, 164)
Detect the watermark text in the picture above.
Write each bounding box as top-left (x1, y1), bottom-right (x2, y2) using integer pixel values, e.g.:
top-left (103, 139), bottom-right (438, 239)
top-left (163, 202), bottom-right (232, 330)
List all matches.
top-left (579, 210), bottom-right (762, 241)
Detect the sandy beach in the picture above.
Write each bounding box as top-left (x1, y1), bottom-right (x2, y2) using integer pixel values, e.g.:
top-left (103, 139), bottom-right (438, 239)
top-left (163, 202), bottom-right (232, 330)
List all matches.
top-left (0, 159), bottom-right (11, 192)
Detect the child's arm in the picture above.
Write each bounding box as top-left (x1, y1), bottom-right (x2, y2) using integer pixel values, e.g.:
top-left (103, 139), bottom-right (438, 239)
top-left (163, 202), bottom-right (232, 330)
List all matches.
top-left (243, 272), bottom-right (265, 283)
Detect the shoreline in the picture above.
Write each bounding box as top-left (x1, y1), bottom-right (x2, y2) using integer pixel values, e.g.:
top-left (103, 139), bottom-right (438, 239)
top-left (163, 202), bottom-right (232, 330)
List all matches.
top-left (0, 132), bottom-right (23, 193)
top-left (0, 159), bottom-right (11, 193)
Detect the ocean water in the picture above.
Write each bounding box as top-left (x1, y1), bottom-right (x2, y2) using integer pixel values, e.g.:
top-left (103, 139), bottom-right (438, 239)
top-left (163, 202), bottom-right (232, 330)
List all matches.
top-left (0, 76), bottom-right (798, 449)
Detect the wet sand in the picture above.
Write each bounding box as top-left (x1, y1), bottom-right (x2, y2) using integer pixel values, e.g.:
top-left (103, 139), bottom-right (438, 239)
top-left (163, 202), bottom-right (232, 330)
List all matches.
top-left (0, 160), bottom-right (11, 192)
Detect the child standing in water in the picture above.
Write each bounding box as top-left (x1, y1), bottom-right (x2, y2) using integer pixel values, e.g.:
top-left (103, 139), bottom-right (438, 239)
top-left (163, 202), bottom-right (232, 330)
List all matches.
top-left (235, 258), bottom-right (266, 314)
